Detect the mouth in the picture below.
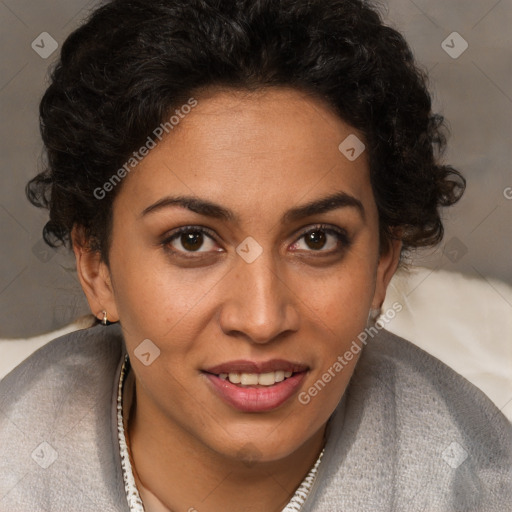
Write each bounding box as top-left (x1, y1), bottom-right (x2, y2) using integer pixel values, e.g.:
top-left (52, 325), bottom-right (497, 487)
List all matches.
top-left (202, 359), bottom-right (309, 412)
top-left (216, 370), bottom-right (295, 387)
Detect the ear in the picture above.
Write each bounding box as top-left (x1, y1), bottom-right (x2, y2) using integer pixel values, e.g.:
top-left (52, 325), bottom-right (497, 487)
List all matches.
top-left (71, 226), bottom-right (119, 323)
top-left (371, 236), bottom-right (402, 311)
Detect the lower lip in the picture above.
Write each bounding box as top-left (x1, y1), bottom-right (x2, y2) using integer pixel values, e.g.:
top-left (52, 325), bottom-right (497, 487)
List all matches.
top-left (203, 372), bottom-right (307, 413)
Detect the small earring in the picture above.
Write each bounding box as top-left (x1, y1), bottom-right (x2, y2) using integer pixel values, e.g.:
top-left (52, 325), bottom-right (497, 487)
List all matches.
top-left (367, 307), bottom-right (381, 326)
top-left (101, 310), bottom-right (108, 326)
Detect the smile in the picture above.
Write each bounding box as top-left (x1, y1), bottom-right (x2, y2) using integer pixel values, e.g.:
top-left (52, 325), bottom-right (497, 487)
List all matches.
top-left (202, 359), bottom-right (309, 412)
top-left (218, 370), bottom-right (294, 386)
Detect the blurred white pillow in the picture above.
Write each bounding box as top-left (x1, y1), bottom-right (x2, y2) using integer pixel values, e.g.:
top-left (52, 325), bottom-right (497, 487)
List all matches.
top-left (381, 266), bottom-right (512, 422)
top-left (1, 268), bottom-right (511, 422)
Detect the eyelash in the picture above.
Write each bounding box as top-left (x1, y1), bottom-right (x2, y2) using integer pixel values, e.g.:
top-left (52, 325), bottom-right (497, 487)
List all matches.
top-left (161, 224), bottom-right (351, 259)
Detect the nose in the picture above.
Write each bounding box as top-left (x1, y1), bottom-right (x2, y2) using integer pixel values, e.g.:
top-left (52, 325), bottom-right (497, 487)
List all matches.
top-left (218, 253), bottom-right (300, 345)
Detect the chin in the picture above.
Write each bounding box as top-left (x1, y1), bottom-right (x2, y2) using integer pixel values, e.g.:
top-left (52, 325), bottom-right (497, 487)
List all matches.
top-left (205, 426), bottom-right (314, 465)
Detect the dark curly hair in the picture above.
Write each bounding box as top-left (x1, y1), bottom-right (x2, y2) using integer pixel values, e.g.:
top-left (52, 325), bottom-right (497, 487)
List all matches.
top-left (26, 0), bottom-right (465, 264)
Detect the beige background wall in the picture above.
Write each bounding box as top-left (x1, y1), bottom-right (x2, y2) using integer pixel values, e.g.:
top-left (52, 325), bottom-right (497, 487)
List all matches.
top-left (0, 0), bottom-right (511, 337)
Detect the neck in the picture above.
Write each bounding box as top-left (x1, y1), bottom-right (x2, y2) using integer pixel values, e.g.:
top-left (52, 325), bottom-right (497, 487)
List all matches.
top-left (125, 377), bottom-right (327, 512)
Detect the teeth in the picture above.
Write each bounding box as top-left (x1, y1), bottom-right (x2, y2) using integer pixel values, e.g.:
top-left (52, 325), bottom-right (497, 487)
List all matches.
top-left (274, 371), bottom-right (285, 383)
top-left (258, 372), bottom-right (276, 386)
top-left (218, 370), bottom-right (296, 386)
top-left (240, 373), bottom-right (259, 386)
top-left (229, 372), bottom-right (241, 384)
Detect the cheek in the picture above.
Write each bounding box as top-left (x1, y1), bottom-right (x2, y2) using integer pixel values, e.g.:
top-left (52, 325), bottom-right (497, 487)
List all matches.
top-left (310, 279), bottom-right (371, 373)
top-left (108, 240), bottom-right (225, 342)
top-left (296, 278), bottom-right (373, 434)
top-left (308, 254), bottom-right (377, 330)
top-left (300, 249), bottom-right (377, 382)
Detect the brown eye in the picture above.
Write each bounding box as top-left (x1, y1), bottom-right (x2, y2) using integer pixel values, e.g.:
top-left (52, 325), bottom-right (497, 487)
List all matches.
top-left (163, 226), bottom-right (221, 255)
top-left (289, 224), bottom-right (351, 254)
top-left (304, 230), bottom-right (327, 250)
top-left (180, 231), bottom-right (204, 251)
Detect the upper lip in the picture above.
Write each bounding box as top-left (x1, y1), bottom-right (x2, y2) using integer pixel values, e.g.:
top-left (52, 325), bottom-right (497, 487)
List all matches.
top-left (203, 359), bottom-right (309, 375)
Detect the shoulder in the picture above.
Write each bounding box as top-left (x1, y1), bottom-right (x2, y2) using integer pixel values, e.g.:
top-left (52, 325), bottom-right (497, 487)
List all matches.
top-left (0, 324), bottom-right (128, 511)
top-left (1, 322), bottom-right (123, 387)
top-left (359, 327), bottom-right (512, 437)
top-left (309, 328), bottom-right (512, 512)
top-left (0, 323), bottom-right (124, 421)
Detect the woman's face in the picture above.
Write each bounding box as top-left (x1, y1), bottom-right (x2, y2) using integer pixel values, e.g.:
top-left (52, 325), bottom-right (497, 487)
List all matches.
top-left (78, 87), bottom-right (400, 463)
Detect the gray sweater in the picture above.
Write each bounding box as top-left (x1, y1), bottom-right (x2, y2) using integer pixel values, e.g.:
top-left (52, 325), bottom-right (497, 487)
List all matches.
top-left (0, 323), bottom-right (511, 511)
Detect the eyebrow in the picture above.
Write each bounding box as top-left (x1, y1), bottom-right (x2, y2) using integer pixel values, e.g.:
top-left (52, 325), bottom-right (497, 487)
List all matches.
top-left (140, 190), bottom-right (365, 223)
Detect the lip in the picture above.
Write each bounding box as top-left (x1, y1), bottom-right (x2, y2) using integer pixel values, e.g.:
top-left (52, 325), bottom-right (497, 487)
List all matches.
top-left (204, 359), bottom-right (309, 375)
top-left (203, 371), bottom-right (307, 413)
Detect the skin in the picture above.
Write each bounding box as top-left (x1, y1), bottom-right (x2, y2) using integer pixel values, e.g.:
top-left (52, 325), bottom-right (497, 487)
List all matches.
top-left (73, 87), bottom-right (401, 511)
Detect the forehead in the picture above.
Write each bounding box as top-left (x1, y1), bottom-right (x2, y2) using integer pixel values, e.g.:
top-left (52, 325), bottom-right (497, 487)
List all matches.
top-left (114, 87), bottom-right (374, 223)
